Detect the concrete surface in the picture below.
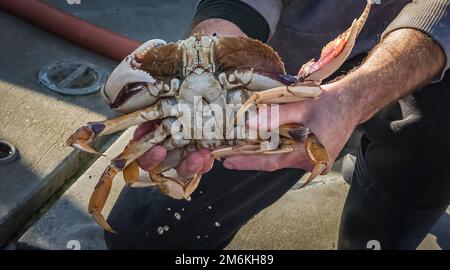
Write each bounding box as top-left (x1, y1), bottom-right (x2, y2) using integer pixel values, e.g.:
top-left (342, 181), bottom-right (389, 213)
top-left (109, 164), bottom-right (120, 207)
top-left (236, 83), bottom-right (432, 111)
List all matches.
top-left (228, 175), bottom-right (348, 250)
top-left (16, 125), bottom-right (450, 249)
top-left (0, 0), bottom-right (197, 246)
top-left (17, 128), bottom-right (135, 250)
top-left (42, 0), bottom-right (197, 42)
top-left (0, 12), bottom-right (116, 247)
top-left (228, 182), bottom-right (450, 250)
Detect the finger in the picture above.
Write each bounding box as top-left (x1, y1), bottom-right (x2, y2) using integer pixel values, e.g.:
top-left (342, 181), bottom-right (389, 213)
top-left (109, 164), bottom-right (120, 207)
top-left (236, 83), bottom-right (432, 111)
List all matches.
top-left (197, 149), bottom-right (214, 174)
top-left (137, 145), bottom-right (167, 170)
top-left (248, 103), bottom-right (306, 130)
top-left (176, 151), bottom-right (206, 178)
top-left (133, 121), bottom-right (158, 140)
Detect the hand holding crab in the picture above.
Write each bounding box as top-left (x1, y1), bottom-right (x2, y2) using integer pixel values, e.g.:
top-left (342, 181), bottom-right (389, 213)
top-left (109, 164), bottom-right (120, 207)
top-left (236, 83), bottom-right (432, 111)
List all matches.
top-left (66, 1), bottom-right (371, 233)
top-left (223, 83), bottom-right (358, 174)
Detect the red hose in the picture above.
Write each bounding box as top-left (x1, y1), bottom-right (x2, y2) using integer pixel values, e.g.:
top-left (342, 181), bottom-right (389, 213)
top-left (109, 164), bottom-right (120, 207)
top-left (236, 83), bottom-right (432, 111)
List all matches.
top-left (0, 0), bottom-right (141, 61)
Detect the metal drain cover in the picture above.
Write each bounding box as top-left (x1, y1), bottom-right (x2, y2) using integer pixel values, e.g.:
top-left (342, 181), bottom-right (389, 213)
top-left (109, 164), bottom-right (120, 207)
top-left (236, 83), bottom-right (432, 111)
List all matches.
top-left (0, 140), bottom-right (18, 164)
top-left (39, 60), bottom-right (107, 95)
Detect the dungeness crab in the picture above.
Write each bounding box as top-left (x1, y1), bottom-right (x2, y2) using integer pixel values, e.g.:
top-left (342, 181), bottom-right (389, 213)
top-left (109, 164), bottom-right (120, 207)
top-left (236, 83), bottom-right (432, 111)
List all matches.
top-left (67, 1), bottom-right (371, 233)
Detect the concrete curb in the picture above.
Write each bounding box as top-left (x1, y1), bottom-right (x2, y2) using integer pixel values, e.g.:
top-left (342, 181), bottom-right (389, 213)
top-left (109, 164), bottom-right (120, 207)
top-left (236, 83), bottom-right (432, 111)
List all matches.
top-left (17, 129), bottom-right (133, 250)
top-left (1, 135), bottom-right (114, 247)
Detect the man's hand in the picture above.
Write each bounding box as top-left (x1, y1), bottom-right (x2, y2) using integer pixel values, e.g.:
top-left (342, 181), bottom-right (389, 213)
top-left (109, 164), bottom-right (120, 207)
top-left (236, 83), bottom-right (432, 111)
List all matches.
top-left (223, 84), bottom-right (357, 172)
top-left (224, 29), bottom-right (445, 172)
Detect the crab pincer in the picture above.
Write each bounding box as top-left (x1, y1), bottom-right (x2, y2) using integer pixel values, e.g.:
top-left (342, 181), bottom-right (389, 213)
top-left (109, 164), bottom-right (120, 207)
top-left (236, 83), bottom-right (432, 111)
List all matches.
top-left (66, 122), bottom-right (106, 155)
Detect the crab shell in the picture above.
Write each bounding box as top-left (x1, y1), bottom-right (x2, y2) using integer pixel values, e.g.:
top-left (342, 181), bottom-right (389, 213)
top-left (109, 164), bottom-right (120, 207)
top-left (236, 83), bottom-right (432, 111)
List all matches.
top-left (101, 35), bottom-right (296, 114)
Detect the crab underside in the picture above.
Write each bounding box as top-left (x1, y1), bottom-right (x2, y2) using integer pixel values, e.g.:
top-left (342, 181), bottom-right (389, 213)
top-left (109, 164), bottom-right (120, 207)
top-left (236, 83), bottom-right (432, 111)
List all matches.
top-left (66, 1), bottom-right (371, 233)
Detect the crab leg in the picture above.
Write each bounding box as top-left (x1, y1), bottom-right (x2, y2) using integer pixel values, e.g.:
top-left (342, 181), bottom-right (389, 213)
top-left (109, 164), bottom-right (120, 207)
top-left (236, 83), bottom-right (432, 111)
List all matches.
top-left (211, 138), bottom-right (296, 160)
top-left (212, 123), bottom-right (310, 160)
top-left (88, 165), bottom-right (117, 233)
top-left (66, 98), bottom-right (180, 154)
top-left (88, 119), bottom-right (173, 233)
top-left (152, 172), bottom-right (203, 200)
top-left (123, 138), bottom-right (203, 200)
top-left (122, 146), bottom-right (189, 190)
top-left (302, 134), bottom-right (329, 187)
top-left (212, 123), bottom-right (329, 186)
top-left (299, 0), bottom-right (371, 81)
top-left (149, 161), bottom-right (203, 200)
top-left (122, 160), bottom-right (159, 188)
top-left (280, 124), bottom-right (330, 187)
top-left (123, 133), bottom-right (202, 199)
top-left (236, 82), bottom-right (322, 119)
top-left (211, 143), bottom-right (262, 159)
top-left (236, 0), bottom-right (371, 119)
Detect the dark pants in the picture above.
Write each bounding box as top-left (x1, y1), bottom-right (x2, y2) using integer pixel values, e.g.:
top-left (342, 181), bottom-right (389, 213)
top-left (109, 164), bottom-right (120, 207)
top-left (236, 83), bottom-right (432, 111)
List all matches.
top-left (105, 165), bottom-right (305, 249)
top-left (105, 74), bottom-right (450, 250)
top-left (338, 135), bottom-right (450, 249)
top-left (105, 136), bottom-right (450, 249)
top-left (338, 71), bottom-right (450, 249)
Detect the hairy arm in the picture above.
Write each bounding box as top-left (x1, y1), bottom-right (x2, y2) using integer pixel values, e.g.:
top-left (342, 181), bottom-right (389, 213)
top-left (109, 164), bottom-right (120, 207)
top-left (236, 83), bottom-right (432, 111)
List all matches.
top-left (329, 28), bottom-right (446, 125)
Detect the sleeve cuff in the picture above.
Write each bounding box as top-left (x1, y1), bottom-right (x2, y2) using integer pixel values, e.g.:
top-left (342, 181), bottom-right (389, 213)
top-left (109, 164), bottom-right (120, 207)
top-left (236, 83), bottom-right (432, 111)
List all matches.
top-left (382, 0), bottom-right (450, 80)
top-left (192, 0), bottom-right (271, 42)
top-left (240, 0), bottom-right (282, 38)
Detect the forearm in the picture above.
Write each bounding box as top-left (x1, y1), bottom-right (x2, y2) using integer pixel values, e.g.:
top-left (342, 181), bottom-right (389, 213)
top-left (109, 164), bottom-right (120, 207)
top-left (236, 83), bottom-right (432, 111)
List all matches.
top-left (190, 18), bottom-right (247, 37)
top-left (330, 28), bottom-right (446, 124)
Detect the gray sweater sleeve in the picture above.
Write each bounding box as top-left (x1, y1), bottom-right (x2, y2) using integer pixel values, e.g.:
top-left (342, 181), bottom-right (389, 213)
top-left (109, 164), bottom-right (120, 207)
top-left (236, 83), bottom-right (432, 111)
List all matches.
top-left (382, 0), bottom-right (450, 78)
top-left (240, 0), bottom-right (283, 37)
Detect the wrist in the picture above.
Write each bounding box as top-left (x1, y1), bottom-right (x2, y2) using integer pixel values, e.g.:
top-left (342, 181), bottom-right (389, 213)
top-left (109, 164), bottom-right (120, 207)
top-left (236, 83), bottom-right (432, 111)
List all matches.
top-left (319, 83), bottom-right (361, 129)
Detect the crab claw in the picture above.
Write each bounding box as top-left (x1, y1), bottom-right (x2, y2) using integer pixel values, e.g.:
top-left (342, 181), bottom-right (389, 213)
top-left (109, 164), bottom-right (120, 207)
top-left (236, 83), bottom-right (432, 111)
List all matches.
top-left (151, 149), bottom-right (204, 199)
top-left (66, 122), bottom-right (106, 154)
top-left (301, 134), bottom-right (330, 188)
top-left (102, 57), bottom-right (156, 103)
top-left (150, 170), bottom-right (203, 200)
top-left (298, 0), bottom-right (371, 81)
top-left (122, 160), bottom-right (158, 188)
top-left (101, 39), bottom-right (167, 113)
top-left (131, 39), bottom-right (167, 62)
top-left (123, 162), bottom-right (204, 200)
top-left (88, 165), bottom-right (118, 234)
